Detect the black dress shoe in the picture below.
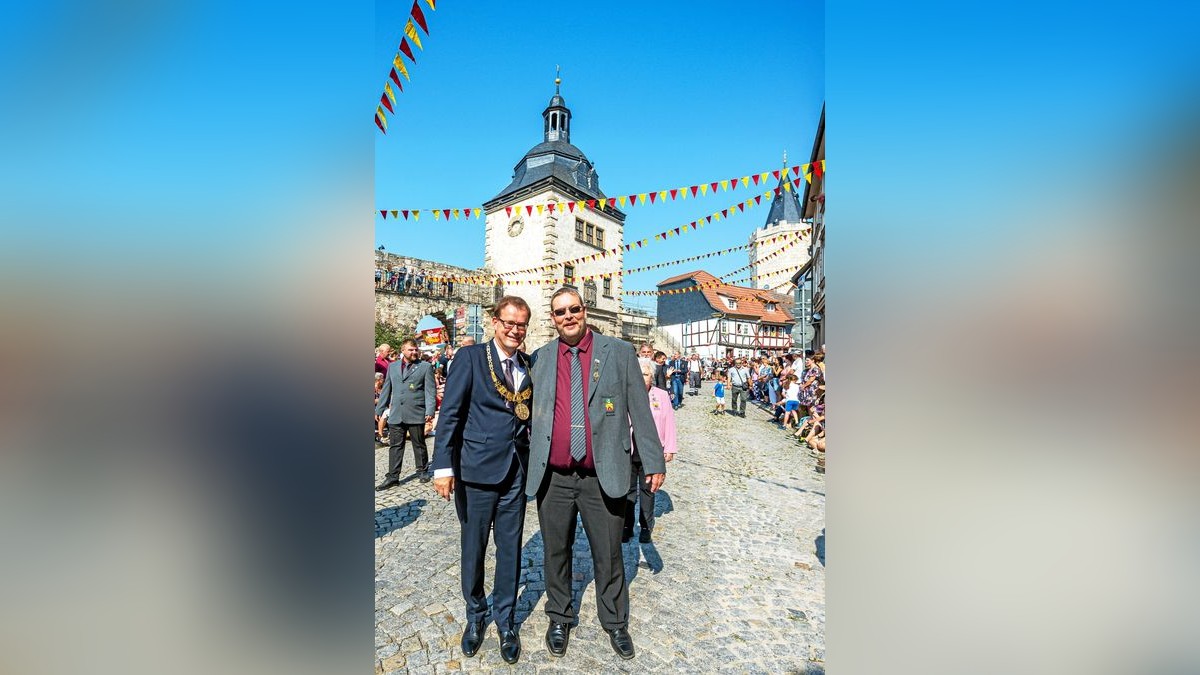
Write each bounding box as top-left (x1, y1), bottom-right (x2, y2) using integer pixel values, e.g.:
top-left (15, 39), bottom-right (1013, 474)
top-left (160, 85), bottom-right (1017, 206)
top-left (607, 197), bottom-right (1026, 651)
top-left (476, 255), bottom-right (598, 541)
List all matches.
top-left (460, 620), bottom-right (485, 657)
top-left (606, 627), bottom-right (635, 660)
top-left (419, 473), bottom-right (431, 483)
top-left (545, 621), bottom-right (571, 657)
top-left (374, 479), bottom-right (399, 492)
top-left (499, 628), bottom-right (521, 664)
top-left (639, 529), bottom-right (652, 544)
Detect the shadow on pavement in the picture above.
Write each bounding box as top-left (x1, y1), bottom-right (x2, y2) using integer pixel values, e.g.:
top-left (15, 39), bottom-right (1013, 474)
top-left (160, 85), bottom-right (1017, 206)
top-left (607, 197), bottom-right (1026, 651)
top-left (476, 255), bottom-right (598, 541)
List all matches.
top-left (374, 498), bottom-right (427, 538)
top-left (815, 528), bottom-right (825, 566)
top-left (674, 457), bottom-right (824, 497)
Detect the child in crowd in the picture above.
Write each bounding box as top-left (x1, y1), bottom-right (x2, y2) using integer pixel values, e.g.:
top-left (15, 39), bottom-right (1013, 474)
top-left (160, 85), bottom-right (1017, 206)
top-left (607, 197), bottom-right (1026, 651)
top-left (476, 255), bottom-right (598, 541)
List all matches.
top-left (781, 374), bottom-right (802, 429)
top-left (712, 373), bottom-right (726, 414)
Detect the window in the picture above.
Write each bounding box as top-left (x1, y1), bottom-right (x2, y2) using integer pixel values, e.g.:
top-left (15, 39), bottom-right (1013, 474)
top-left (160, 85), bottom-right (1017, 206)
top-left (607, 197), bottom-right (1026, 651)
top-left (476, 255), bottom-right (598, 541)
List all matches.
top-left (564, 264), bottom-right (574, 283)
top-left (583, 279), bottom-right (597, 307)
top-left (493, 280), bottom-right (504, 304)
top-left (575, 218), bottom-right (604, 249)
top-left (721, 296), bottom-right (737, 310)
top-left (602, 276), bottom-right (611, 297)
top-left (765, 302), bottom-right (776, 312)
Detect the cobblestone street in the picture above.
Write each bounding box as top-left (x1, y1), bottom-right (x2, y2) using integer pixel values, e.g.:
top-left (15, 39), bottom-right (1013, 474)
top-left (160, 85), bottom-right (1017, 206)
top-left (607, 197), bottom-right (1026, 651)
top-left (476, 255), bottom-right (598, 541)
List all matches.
top-left (375, 382), bottom-right (825, 673)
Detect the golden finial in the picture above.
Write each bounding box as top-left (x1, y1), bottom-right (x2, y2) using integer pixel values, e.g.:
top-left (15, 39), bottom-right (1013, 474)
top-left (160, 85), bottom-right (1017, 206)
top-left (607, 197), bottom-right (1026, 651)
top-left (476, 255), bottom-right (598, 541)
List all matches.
top-left (555, 65), bottom-right (561, 92)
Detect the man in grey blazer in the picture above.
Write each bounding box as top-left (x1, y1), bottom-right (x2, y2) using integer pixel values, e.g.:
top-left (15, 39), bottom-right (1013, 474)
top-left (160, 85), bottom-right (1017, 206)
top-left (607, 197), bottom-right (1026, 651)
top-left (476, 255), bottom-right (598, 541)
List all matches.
top-left (375, 339), bottom-right (437, 490)
top-left (526, 287), bottom-right (666, 660)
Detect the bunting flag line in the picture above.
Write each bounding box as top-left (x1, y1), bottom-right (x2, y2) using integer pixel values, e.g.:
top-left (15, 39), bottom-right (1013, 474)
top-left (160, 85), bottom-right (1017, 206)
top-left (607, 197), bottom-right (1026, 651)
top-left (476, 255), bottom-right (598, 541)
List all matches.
top-left (375, 163), bottom-right (826, 214)
top-left (375, 1), bottom-right (437, 134)
top-left (394, 229), bottom-right (809, 286)
top-left (495, 185), bottom-right (801, 279)
top-left (623, 264), bottom-right (806, 296)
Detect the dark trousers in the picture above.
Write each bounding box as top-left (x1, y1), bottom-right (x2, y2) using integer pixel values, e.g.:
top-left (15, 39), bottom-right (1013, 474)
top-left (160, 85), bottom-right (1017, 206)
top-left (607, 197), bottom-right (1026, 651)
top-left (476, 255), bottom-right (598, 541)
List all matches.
top-left (385, 422), bottom-right (428, 481)
top-left (624, 459), bottom-right (655, 536)
top-left (730, 386), bottom-right (748, 414)
top-left (458, 456), bottom-right (526, 631)
top-left (537, 469), bottom-right (628, 630)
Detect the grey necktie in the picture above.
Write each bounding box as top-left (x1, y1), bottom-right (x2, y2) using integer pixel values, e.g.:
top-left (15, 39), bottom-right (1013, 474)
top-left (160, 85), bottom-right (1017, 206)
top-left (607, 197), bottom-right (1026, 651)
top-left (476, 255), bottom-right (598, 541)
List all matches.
top-left (568, 346), bottom-right (586, 462)
top-left (502, 358), bottom-right (515, 410)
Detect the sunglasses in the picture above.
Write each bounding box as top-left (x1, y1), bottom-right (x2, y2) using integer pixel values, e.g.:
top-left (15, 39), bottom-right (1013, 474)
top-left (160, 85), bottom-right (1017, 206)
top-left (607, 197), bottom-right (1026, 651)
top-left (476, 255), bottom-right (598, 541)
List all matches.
top-left (551, 304), bottom-right (584, 318)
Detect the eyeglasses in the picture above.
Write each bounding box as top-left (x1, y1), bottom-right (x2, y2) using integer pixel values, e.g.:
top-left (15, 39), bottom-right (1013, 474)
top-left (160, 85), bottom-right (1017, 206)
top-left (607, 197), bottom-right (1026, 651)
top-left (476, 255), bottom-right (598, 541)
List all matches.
top-left (494, 319), bottom-right (528, 332)
top-left (552, 304), bottom-right (584, 318)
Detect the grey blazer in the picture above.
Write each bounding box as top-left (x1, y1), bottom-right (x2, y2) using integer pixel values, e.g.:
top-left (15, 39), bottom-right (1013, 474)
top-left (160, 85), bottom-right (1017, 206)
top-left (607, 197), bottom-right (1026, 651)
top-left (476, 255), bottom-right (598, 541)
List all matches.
top-left (375, 359), bottom-right (437, 425)
top-left (526, 333), bottom-right (666, 499)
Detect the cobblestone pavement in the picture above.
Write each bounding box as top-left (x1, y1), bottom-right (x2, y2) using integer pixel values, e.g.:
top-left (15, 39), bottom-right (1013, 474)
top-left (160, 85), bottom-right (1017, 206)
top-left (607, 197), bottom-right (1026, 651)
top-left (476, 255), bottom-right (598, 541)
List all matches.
top-left (376, 382), bottom-right (825, 673)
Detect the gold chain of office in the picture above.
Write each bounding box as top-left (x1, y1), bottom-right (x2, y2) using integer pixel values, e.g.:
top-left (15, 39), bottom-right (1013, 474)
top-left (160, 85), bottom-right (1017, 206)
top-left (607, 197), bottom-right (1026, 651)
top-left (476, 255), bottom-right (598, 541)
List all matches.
top-left (485, 346), bottom-right (531, 420)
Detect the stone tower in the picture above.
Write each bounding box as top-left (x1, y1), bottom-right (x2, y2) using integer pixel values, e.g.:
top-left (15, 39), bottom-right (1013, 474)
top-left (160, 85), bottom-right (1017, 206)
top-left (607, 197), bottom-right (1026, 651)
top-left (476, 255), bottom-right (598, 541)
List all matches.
top-left (482, 74), bottom-right (625, 347)
top-left (747, 152), bottom-right (811, 290)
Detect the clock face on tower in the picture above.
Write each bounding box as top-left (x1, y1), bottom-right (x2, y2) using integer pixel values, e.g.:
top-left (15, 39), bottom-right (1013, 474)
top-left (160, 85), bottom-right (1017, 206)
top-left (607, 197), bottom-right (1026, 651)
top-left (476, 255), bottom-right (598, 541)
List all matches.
top-left (507, 218), bottom-right (523, 237)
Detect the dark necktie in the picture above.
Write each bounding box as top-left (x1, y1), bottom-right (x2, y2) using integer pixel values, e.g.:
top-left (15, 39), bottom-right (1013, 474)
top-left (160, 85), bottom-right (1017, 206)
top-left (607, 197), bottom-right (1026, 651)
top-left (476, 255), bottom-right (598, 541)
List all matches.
top-left (502, 358), bottom-right (515, 410)
top-left (568, 346), bottom-right (586, 462)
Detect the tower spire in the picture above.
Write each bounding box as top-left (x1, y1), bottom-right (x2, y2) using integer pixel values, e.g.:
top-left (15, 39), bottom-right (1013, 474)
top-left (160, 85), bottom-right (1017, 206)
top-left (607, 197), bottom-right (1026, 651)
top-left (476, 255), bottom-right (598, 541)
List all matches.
top-left (555, 64), bottom-right (561, 94)
top-left (543, 66), bottom-right (570, 143)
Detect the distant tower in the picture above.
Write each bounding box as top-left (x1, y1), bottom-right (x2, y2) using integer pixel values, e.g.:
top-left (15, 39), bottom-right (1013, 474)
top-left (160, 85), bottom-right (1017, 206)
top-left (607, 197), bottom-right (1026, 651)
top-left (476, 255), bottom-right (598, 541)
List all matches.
top-left (482, 70), bottom-right (626, 346)
top-left (747, 150), bottom-right (810, 290)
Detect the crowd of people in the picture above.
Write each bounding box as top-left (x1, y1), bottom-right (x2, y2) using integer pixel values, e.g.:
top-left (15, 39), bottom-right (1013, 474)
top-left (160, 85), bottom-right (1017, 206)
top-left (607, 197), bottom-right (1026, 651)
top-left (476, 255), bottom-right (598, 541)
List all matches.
top-left (376, 265), bottom-right (461, 297)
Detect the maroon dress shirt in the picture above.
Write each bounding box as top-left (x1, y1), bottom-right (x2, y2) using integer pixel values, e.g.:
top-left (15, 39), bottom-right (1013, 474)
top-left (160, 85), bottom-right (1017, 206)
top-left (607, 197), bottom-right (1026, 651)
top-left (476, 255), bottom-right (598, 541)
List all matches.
top-left (549, 330), bottom-right (594, 471)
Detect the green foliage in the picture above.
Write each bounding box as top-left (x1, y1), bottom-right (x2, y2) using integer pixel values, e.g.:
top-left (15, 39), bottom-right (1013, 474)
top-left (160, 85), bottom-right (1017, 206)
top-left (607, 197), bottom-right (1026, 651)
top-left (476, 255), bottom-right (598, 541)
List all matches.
top-left (375, 321), bottom-right (414, 349)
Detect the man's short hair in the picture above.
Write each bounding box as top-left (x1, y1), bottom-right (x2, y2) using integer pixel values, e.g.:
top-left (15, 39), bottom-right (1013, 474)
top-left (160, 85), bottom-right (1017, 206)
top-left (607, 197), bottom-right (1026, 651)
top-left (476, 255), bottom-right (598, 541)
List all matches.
top-left (653, 351), bottom-right (666, 360)
top-left (376, 343), bottom-right (390, 355)
top-left (550, 286), bottom-right (582, 308)
top-left (400, 339), bottom-right (417, 349)
top-left (492, 295), bottom-right (531, 319)
top-left (459, 337), bottom-right (476, 346)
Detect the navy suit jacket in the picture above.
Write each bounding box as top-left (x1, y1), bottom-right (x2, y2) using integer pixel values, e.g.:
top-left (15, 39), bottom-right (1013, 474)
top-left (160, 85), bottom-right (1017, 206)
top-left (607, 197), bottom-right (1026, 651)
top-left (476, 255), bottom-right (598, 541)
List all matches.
top-left (431, 341), bottom-right (531, 489)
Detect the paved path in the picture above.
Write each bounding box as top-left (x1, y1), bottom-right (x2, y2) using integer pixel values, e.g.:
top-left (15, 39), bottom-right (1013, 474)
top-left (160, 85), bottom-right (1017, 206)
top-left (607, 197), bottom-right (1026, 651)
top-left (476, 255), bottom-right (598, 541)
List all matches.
top-left (376, 382), bottom-right (825, 673)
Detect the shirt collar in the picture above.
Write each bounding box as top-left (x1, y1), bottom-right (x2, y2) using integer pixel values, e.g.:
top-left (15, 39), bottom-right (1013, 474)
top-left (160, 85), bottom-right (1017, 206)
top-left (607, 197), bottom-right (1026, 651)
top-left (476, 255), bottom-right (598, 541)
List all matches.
top-left (559, 329), bottom-right (593, 356)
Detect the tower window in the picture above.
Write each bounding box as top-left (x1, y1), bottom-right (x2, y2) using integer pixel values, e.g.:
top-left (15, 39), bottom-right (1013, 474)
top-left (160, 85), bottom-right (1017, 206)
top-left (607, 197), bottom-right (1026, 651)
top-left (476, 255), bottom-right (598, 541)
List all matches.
top-left (602, 276), bottom-right (612, 297)
top-left (575, 219), bottom-right (584, 240)
top-left (564, 264), bottom-right (574, 283)
top-left (586, 223), bottom-right (594, 243)
top-left (551, 115), bottom-right (558, 131)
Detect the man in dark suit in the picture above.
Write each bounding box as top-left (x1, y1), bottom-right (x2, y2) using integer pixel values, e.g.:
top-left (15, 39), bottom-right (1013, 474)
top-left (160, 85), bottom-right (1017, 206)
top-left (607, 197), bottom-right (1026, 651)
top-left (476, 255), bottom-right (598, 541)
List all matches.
top-left (430, 296), bottom-right (533, 664)
top-left (375, 339), bottom-right (436, 489)
top-left (527, 287), bottom-right (666, 661)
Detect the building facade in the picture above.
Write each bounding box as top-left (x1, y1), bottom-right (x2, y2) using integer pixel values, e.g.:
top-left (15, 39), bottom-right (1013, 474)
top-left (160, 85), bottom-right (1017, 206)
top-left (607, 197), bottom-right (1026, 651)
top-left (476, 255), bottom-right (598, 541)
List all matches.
top-left (748, 155), bottom-right (811, 291)
top-left (791, 106), bottom-right (825, 351)
top-left (481, 79), bottom-right (625, 347)
top-left (655, 270), bottom-right (794, 358)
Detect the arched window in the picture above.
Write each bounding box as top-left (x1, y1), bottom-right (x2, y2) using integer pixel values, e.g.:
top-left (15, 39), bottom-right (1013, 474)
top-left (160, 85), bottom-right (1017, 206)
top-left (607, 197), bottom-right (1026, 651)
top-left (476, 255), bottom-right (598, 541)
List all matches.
top-left (583, 279), bottom-right (597, 307)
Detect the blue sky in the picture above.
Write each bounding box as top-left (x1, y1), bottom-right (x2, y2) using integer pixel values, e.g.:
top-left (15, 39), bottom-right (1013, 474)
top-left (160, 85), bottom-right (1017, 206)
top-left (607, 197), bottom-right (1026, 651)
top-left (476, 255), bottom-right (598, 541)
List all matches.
top-left (375, 0), bottom-right (824, 311)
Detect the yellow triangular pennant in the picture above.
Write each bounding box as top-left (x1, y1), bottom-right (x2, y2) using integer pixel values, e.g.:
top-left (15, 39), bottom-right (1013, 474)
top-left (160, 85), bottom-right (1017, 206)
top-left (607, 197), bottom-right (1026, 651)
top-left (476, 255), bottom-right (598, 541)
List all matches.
top-left (599, 198), bottom-right (607, 209)
top-left (384, 82), bottom-right (397, 105)
top-left (720, 179), bottom-right (729, 191)
top-left (618, 195), bottom-right (627, 207)
top-left (393, 55), bottom-right (410, 80)
top-left (404, 20), bottom-right (423, 50)
top-left (536, 204), bottom-right (544, 214)
top-left (700, 184), bottom-right (709, 196)
top-left (638, 193), bottom-right (647, 205)
top-left (741, 176), bottom-right (750, 188)
top-left (473, 208), bottom-right (481, 218)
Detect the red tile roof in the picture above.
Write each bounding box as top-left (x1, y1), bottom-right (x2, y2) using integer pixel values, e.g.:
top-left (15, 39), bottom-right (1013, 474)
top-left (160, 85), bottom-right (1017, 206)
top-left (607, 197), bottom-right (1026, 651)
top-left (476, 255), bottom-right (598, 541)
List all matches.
top-left (656, 270), bottom-right (794, 324)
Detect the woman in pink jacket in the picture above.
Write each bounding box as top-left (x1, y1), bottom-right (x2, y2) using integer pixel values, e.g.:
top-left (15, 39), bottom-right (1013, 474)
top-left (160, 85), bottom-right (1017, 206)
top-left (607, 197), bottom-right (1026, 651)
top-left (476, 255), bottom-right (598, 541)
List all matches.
top-left (624, 358), bottom-right (678, 543)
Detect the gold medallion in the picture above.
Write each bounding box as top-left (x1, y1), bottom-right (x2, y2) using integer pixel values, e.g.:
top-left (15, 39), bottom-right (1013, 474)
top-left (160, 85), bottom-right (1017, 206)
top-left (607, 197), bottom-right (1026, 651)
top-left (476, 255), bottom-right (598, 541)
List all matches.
top-left (514, 402), bottom-right (530, 420)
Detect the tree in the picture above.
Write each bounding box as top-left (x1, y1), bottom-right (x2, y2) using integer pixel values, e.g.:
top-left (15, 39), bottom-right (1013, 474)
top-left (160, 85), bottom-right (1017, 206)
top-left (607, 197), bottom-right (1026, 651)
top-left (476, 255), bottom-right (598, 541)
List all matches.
top-left (375, 321), bottom-right (414, 349)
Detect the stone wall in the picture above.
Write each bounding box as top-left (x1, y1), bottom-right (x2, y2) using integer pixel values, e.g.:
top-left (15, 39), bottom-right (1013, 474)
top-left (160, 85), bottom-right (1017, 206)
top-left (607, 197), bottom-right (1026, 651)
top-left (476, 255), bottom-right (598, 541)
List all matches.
top-left (374, 252), bottom-right (496, 336)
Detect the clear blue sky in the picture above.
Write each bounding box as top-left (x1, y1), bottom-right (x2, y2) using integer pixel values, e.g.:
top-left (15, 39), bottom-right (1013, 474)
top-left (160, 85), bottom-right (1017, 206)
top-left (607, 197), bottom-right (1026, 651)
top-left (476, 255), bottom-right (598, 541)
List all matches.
top-left (375, 0), bottom-right (823, 311)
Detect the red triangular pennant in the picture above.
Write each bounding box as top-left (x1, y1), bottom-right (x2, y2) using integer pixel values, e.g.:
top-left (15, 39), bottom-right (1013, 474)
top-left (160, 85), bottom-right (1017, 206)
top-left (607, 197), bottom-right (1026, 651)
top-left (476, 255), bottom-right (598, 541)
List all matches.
top-left (547, 203), bottom-right (556, 212)
top-left (410, 1), bottom-right (429, 34)
top-left (674, 227), bottom-right (681, 235)
top-left (730, 177), bottom-right (739, 190)
top-left (399, 39), bottom-right (416, 62)
top-left (793, 178), bottom-right (802, 188)
top-left (505, 206), bottom-right (512, 217)
top-left (380, 93), bottom-right (394, 114)
top-left (442, 209), bottom-right (451, 219)
top-left (380, 210), bottom-right (388, 218)
top-left (755, 195), bottom-right (762, 205)
top-left (389, 69), bottom-right (403, 91)
top-left (690, 185), bottom-right (699, 197)
top-left (567, 202), bottom-right (575, 212)
top-left (813, 161), bottom-right (824, 178)
top-left (710, 182), bottom-right (719, 192)
top-left (752, 174), bottom-right (761, 185)
top-left (402, 210), bottom-right (410, 219)
top-left (670, 189), bottom-right (678, 200)
top-left (586, 199), bottom-right (596, 209)
top-left (648, 191), bottom-right (657, 204)
top-left (737, 203), bottom-right (745, 212)
top-left (774, 187), bottom-right (782, 196)
top-left (629, 194), bottom-right (637, 205)
top-left (375, 114), bottom-right (386, 133)
top-left (773, 170), bottom-right (780, 180)
top-left (526, 205), bottom-right (533, 215)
